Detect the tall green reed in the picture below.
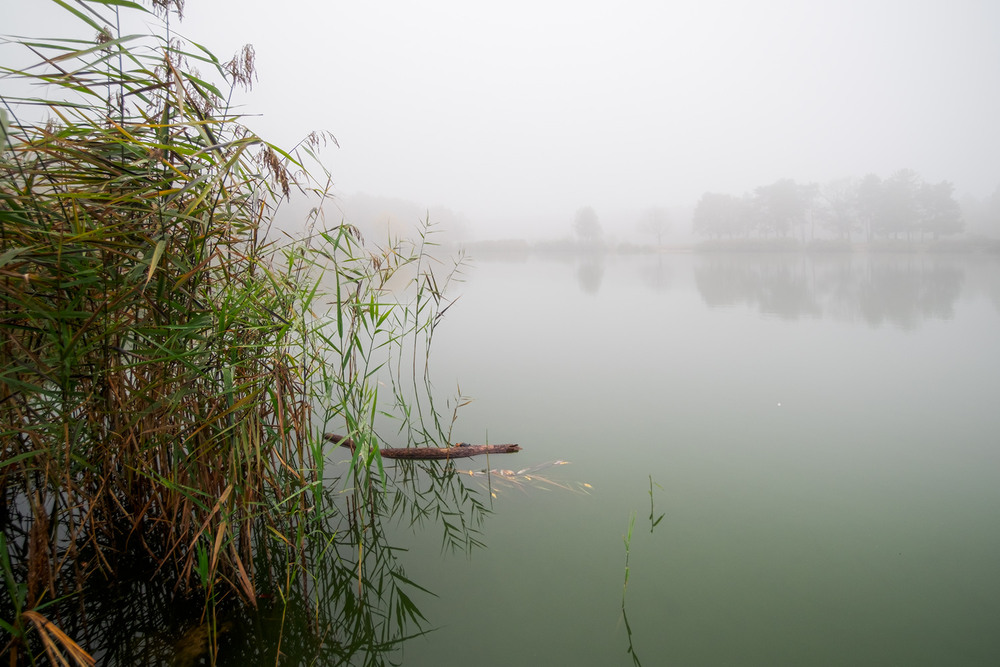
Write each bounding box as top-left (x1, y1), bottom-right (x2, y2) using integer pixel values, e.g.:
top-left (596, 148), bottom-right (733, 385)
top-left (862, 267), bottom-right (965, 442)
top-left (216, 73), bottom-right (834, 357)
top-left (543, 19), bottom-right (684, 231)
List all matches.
top-left (0, 1), bottom-right (468, 662)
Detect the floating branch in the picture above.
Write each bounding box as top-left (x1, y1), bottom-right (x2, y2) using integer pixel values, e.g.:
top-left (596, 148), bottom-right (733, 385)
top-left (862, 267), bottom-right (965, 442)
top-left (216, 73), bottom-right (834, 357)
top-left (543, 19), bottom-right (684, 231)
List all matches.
top-left (325, 434), bottom-right (521, 459)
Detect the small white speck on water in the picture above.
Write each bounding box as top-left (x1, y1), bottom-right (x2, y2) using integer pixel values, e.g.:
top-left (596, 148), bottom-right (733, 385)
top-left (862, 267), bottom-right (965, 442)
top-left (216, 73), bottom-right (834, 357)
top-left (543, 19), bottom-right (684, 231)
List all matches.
top-left (777, 402), bottom-right (782, 407)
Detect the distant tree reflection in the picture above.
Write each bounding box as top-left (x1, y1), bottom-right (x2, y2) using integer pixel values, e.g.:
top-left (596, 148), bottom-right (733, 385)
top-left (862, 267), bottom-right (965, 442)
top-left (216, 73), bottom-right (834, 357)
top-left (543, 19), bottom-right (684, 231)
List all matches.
top-left (975, 256), bottom-right (1000, 315)
top-left (577, 259), bottom-right (605, 294)
top-left (693, 253), bottom-right (966, 328)
top-left (638, 255), bottom-right (672, 292)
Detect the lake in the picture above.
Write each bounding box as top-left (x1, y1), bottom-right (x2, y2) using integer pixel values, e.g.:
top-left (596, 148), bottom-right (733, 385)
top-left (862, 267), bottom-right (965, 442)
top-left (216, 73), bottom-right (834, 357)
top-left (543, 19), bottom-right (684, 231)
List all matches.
top-left (372, 250), bottom-right (1000, 666)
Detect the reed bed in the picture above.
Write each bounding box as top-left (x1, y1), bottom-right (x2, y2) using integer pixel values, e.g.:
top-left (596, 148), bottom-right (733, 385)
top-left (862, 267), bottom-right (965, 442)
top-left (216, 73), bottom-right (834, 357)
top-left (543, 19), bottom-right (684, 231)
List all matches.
top-left (0, 1), bottom-right (464, 663)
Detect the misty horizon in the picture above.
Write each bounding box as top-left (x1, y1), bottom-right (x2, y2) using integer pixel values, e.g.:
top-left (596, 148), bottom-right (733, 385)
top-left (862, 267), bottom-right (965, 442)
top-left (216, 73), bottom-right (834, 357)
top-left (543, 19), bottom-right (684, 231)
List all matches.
top-left (8, 1), bottom-right (1000, 241)
top-left (329, 165), bottom-right (1000, 244)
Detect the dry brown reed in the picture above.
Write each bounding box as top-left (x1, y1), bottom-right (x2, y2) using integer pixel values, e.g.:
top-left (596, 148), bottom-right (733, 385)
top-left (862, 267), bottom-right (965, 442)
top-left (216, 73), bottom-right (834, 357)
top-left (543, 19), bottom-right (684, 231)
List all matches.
top-left (0, 1), bottom-right (463, 662)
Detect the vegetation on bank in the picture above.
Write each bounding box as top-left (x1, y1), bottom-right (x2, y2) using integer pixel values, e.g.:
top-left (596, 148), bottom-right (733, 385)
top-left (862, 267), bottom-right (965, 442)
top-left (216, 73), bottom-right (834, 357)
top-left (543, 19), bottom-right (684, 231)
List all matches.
top-left (692, 171), bottom-right (966, 242)
top-left (458, 175), bottom-right (999, 255)
top-left (459, 234), bottom-right (1000, 259)
top-left (1, 1), bottom-right (475, 663)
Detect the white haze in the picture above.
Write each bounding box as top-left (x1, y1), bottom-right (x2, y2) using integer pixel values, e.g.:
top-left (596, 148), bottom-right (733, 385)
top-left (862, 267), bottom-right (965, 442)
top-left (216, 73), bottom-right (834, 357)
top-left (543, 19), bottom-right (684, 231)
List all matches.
top-left (8, 0), bottom-right (1000, 239)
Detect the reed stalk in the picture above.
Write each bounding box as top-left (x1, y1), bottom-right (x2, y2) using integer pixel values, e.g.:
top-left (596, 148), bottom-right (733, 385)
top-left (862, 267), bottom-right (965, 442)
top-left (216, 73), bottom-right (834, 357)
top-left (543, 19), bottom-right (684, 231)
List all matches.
top-left (0, 1), bottom-right (461, 662)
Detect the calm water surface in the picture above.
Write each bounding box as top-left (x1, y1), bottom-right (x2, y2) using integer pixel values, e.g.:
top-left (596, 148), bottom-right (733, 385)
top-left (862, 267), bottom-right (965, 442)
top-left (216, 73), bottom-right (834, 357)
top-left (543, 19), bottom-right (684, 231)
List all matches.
top-left (385, 251), bottom-right (1000, 666)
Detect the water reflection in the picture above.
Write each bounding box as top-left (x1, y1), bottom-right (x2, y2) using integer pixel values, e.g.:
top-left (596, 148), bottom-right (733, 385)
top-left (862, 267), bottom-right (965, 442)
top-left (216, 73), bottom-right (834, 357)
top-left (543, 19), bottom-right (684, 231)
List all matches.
top-left (694, 254), bottom-right (822, 319)
top-left (388, 459), bottom-right (492, 554)
top-left (470, 249), bottom-right (1000, 327)
top-left (637, 255), bottom-right (673, 292)
top-left (692, 253), bottom-right (968, 328)
top-left (0, 458), bottom-right (490, 665)
top-left (576, 259), bottom-right (605, 294)
top-left (375, 252), bottom-right (1000, 665)
top-left (619, 477), bottom-right (664, 667)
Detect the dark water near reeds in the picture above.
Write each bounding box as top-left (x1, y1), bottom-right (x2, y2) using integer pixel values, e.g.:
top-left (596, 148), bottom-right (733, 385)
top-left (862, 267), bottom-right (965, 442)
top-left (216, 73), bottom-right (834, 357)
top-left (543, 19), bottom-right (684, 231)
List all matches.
top-left (382, 250), bottom-right (1000, 666)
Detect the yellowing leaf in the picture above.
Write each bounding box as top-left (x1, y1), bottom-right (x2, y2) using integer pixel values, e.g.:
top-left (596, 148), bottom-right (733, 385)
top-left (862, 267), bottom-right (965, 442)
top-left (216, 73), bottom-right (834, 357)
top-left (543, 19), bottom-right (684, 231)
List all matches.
top-left (145, 239), bottom-right (167, 287)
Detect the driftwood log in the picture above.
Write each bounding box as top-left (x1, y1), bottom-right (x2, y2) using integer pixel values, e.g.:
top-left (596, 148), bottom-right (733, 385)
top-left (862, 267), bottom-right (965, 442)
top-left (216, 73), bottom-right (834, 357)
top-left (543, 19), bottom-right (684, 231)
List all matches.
top-left (325, 433), bottom-right (521, 460)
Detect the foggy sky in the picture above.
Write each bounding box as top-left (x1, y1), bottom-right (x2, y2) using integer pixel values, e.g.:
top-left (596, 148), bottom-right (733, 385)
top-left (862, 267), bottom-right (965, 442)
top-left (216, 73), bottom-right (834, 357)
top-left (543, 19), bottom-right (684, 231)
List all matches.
top-left (8, 0), bottom-right (1000, 238)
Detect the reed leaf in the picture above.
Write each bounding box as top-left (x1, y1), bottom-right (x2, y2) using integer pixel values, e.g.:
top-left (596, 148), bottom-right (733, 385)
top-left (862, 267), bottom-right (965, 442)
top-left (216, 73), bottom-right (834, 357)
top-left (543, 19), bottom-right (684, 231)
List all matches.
top-left (1, 1), bottom-right (475, 663)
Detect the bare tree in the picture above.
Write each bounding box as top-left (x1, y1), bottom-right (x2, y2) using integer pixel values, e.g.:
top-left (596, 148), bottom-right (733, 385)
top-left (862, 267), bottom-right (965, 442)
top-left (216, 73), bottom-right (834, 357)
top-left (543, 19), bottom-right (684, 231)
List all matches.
top-left (638, 207), bottom-right (671, 246)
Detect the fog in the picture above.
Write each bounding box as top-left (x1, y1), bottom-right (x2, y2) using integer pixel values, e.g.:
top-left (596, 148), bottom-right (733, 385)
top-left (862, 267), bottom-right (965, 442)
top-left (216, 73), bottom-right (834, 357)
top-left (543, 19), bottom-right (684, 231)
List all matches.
top-left (8, 0), bottom-right (1000, 239)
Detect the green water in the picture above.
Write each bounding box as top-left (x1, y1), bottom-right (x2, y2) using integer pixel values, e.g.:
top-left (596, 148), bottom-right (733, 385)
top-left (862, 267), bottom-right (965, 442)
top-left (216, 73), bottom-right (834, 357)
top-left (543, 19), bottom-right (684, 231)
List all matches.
top-left (381, 251), bottom-right (1000, 666)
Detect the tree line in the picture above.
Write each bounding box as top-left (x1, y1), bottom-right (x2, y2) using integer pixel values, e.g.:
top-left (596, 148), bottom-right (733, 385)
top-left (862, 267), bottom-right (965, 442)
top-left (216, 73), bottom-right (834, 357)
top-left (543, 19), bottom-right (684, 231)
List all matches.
top-left (693, 169), bottom-right (964, 242)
